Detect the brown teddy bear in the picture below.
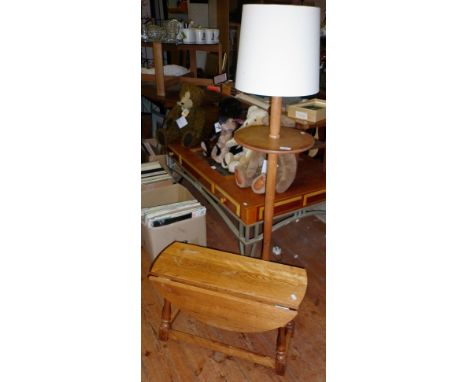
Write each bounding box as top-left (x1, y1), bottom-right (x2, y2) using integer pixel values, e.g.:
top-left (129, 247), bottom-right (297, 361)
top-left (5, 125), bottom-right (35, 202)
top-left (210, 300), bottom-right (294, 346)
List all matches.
top-left (248, 153), bottom-right (298, 194)
top-left (156, 83), bottom-right (210, 148)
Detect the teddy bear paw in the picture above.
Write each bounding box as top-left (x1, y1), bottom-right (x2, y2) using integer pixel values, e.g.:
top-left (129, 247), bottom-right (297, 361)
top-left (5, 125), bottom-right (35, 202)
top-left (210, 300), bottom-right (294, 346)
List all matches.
top-left (228, 161), bottom-right (239, 173)
top-left (251, 174), bottom-right (266, 194)
top-left (234, 167), bottom-right (252, 188)
top-left (221, 153), bottom-right (233, 168)
top-left (201, 141), bottom-right (209, 157)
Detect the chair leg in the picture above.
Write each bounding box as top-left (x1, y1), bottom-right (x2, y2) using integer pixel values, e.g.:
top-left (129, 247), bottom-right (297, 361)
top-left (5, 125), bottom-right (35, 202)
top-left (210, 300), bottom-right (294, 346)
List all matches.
top-left (159, 299), bottom-right (171, 341)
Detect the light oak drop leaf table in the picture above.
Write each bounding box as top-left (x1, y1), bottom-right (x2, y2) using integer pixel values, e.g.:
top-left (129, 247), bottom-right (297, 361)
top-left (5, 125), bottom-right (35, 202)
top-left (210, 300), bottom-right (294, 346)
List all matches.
top-left (148, 241), bottom-right (308, 375)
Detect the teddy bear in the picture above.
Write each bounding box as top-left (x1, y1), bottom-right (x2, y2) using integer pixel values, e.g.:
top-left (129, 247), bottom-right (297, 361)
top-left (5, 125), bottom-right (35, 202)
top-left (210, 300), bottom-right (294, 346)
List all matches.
top-left (249, 153), bottom-right (298, 194)
top-left (156, 83), bottom-right (210, 148)
top-left (233, 150), bottom-right (265, 189)
top-left (221, 105), bottom-right (296, 170)
top-left (221, 105), bottom-right (269, 172)
top-left (201, 97), bottom-right (245, 165)
top-left (201, 118), bottom-right (238, 164)
top-left (223, 105), bottom-right (299, 194)
top-left (234, 151), bottom-right (298, 194)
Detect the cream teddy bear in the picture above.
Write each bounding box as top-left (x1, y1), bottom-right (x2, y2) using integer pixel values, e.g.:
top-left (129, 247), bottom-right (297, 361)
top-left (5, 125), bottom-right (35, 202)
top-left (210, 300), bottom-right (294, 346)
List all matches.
top-left (222, 106), bottom-right (269, 172)
top-left (222, 105), bottom-right (298, 193)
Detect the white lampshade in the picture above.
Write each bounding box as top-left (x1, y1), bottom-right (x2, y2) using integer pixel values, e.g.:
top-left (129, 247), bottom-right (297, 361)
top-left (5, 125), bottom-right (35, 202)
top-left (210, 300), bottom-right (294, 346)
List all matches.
top-left (235, 4), bottom-right (321, 97)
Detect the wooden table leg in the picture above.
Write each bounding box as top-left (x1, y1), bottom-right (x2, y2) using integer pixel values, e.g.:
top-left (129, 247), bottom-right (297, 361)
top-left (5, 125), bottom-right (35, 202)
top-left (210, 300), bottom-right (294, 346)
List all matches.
top-left (275, 326), bottom-right (287, 375)
top-left (159, 299), bottom-right (172, 341)
top-left (275, 320), bottom-right (296, 375)
top-left (286, 320), bottom-right (295, 338)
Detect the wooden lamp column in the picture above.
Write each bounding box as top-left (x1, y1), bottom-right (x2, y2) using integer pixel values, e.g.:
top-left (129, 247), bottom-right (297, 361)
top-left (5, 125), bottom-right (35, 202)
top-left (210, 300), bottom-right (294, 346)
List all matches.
top-left (263, 96), bottom-right (282, 260)
top-left (235, 97), bottom-right (314, 260)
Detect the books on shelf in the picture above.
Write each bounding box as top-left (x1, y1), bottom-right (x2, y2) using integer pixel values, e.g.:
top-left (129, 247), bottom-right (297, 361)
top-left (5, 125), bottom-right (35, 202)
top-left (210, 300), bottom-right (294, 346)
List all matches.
top-left (141, 161), bottom-right (173, 185)
top-left (142, 199), bottom-right (206, 228)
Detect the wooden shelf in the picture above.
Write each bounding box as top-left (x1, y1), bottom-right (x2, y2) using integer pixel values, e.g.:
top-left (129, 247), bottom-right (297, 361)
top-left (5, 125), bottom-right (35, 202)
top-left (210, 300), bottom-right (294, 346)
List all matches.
top-left (234, 125), bottom-right (315, 154)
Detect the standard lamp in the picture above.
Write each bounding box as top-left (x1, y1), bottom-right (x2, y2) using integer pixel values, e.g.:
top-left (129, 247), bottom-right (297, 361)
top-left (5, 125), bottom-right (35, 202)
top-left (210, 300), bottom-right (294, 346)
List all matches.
top-left (234, 4), bottom-right (321, 261)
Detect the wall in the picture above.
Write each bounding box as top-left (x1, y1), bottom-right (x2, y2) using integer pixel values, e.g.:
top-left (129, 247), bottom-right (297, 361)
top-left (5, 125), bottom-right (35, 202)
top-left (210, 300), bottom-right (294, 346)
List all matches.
top-left (188, 1), bottom-right (210, 70)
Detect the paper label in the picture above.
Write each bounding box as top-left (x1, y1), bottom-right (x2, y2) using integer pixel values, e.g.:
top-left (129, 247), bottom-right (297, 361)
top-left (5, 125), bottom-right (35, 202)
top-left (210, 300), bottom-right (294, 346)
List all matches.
top-left (261, 159), bottom-right (267, 173)
top-left (295, 111), bottom-right (308, 120)
top-left (213, 72), bottom-right (227, 85)
top-left (279, 146), bottom-right (292, 151)
top-left (214, 122), bottom-right (221, 133)
top-left (176, 116), bottom-right (188, 129)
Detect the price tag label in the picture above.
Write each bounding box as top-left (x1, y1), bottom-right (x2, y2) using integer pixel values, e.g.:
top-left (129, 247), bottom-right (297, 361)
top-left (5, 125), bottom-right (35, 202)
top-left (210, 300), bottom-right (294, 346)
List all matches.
top-left (176, 116), bottom-right (188, 129)
top-left (261, 159), bottom-right (267, 173)
top-left (295, 111), bottom-right (308, 120)
top-left (213, 72), bottom-right (227, 85)
top-left (214, 122), bottom-right (221, 133)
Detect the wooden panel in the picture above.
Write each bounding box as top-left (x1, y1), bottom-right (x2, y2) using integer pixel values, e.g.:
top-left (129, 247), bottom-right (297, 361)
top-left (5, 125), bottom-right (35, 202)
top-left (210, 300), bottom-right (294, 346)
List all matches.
top-left (259, 196), bottom-right (303, 221)
top-left (181, 157), bottom-right (215, 192)
top-left (149, 242), bottom-right (307, 309)
top-left (152, 277), bottom-right (297, 332)
top-left (213, 185), bottom-right (240, 216)
top-left (241, 207), bottom-right (259, 227)
top-left (304, 190), bottom-right (326, 206)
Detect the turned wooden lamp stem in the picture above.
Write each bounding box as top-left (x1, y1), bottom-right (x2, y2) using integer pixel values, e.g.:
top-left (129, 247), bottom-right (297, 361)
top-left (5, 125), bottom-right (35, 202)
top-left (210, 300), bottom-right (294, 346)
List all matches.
top-left (262, 96), bottom-right (282, 261)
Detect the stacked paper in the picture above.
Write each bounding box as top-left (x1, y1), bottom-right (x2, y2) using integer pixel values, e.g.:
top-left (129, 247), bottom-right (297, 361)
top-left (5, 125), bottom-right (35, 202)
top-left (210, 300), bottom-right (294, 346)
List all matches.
top-left (142, 199), bottom-right (206, 228)
top-left (141, 161), bottom-right (173, 185)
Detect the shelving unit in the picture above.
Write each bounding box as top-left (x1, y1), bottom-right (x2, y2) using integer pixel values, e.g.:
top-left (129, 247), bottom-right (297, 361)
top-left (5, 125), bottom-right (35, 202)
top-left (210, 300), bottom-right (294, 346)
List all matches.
top-left (142, 40), bottom-right (222, 96)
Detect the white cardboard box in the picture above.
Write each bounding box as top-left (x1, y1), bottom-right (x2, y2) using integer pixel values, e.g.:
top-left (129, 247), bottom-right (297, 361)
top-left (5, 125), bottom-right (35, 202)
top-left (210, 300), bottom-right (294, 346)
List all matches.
top-left (141, 183), bottom-right (207, 260)
top-left (287, 98), bottom-right (326, 122)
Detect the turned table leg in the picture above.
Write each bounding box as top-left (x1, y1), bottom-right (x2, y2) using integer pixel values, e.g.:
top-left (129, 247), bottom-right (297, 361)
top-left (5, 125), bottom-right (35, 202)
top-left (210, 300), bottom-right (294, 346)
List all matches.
top-left (275, 320), bottom-right (296, 375)
top-left (275, 326), bottom-right (287, 375)
top-left (159, 299), bottom-right (172, 341)
top-left (286, 320), bottom-right (295, 338)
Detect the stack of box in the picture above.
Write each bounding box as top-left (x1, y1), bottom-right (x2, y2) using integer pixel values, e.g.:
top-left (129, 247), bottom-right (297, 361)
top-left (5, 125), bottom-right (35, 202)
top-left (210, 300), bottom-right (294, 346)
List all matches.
top-left (141, 152), bottom-right (207, 261)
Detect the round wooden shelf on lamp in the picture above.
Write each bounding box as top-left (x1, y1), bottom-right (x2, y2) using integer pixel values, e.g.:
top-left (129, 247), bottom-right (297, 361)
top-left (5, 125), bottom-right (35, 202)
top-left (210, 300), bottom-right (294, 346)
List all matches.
top-left (234, 123), bottom-right (315, 261)
top-left (234, 125), bottom-right (315, 154)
